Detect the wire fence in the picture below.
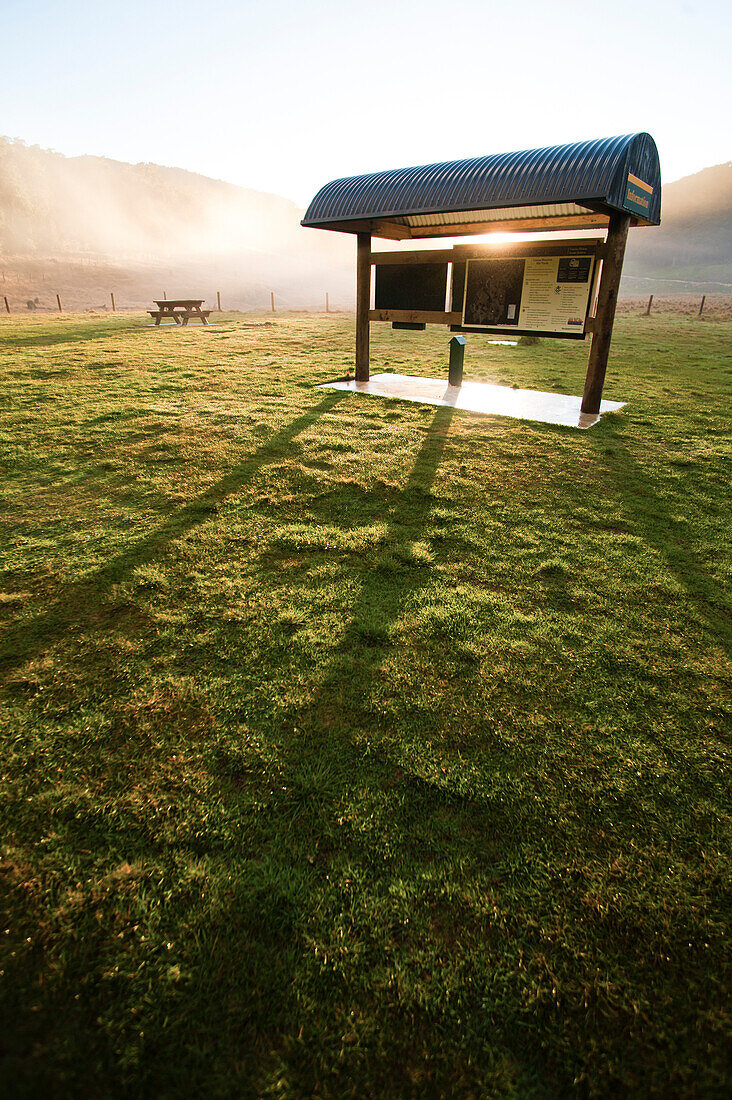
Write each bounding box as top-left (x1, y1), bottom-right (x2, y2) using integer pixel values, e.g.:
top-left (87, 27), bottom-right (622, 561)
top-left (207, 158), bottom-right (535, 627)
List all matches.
top-left (1, 288), bottom-right (349, 316)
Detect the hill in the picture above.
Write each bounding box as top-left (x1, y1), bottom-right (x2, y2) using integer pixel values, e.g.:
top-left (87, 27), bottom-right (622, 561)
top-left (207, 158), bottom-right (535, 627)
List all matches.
top-left (623, 161), bottom-right (732, 293)
top-left (0, 138), bottom-right (351, 309)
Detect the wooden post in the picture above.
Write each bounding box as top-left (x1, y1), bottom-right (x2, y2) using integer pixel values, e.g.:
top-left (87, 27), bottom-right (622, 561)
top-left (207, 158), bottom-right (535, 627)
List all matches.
top-left (110, 292), bottom-right (116, 312)
top-left (581, 213), bottom-right (631, 416)
top-left (163, 290), bottom-right (167, 300)
top-left (699, 295), bottom-right (706, 317)
top-left (3, 296), bottom-right (9, 314)
top-left (644, 294), bottom-right (653, 316)
top-left (326, 292), bottom-right (329, 313)
top-left (56, 294), bottom-right (62, 313)
top-left (355, 232), bottom-right (371, 382)
top-left (271, 291), bottom-right (275, 312)
top-left (217, 291), bottom-right (222, 312)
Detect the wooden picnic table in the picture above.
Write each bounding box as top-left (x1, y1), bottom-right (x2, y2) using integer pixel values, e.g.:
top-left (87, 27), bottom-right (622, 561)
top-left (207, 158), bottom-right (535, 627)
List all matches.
top-left (149, 299), bottom-right (211, 326)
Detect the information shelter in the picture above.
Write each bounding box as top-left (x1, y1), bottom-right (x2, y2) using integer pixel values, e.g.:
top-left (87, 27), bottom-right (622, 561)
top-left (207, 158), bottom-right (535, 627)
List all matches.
top-left (302, 133), bottom-right (661, 417)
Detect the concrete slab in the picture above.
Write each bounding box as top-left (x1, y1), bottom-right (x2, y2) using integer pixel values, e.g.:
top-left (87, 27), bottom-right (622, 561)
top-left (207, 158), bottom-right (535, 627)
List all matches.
top-left (319, 373), bottom-right (625, 429)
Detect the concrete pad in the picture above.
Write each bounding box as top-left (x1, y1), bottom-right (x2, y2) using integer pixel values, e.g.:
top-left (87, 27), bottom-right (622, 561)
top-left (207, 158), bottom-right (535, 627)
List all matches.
top-left (319, 373), bottom-right (625, 429)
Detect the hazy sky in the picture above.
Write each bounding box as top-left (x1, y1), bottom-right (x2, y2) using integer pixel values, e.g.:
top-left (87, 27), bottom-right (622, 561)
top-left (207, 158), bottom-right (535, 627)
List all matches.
top-left (3, 0), bottom-right (730, 206)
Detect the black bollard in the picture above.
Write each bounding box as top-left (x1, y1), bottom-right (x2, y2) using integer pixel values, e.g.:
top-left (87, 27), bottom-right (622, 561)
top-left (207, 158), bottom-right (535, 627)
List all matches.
top-left (448, 335), bottom-right (466, 387)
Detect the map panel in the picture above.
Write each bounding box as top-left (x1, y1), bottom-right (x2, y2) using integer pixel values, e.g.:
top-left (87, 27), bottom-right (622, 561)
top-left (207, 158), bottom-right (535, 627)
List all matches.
top-left (460, 244), bottom-right (598, 338)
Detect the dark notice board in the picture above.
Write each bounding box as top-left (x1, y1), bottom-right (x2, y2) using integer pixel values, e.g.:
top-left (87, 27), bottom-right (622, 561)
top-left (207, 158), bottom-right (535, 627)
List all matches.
top-left (375, 263), bottom-right (448, 312)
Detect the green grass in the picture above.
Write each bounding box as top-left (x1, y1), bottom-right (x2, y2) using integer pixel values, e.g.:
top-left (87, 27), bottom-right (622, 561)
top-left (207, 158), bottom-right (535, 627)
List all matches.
top-left (0, 310), bottom-right (730, 1097)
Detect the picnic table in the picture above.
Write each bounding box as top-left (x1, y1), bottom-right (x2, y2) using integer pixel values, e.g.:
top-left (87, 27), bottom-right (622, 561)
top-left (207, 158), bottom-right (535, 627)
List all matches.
top-left (149, 299), bottom-right (211, 326)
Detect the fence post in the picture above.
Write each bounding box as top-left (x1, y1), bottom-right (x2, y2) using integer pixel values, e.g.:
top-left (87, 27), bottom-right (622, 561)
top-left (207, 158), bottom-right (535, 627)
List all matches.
top-left (56, 294), bottom-right (62, 313)
top-left (271, 291), bottom-right (275, 312)
top-left (644, 294), bottom-right (653, 316)
top-left (326, 292), bottom-right (329, 313)
top-left (699, 295), bottom-right (706, 317)
top-left (217, 291), bottom-right (222, 312)
top-left (3, 296), bottom-right (9, 314)
top-left (110, 292), bottom-right (116, 312)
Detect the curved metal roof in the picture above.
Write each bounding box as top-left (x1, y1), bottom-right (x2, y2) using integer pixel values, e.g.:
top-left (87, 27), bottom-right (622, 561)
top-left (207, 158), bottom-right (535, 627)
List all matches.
top-left (303, 133), bottom-right (661, 235)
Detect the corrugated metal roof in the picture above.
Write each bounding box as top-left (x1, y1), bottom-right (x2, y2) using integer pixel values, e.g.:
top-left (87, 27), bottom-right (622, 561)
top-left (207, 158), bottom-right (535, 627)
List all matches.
top-left (302, 134), bottom-right (661, 233)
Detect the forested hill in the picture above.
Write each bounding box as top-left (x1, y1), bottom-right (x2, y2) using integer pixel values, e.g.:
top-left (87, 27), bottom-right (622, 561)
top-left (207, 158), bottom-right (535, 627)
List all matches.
top-left (0, 138), bottom-right (309, 258)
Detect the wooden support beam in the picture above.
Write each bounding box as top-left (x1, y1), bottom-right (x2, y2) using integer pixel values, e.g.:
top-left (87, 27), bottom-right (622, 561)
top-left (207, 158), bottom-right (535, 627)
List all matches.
top-left (408, 213), bottom-right (611, 237)
top-left (355, 232), bottom-right (371, 381)
top-left (321, 219), bottom-right (412, 240)
top-left (372, 220), bottom-right (412, 240)
top-left (453, 239), bottom-right (603, 260)
top-left (371, 249), bottom-right (453, 266)
top-left (581, 213), bottom-right (631, 416)
top-left (369, 309), bottom-right (461, 325)
top-left (372, 239), bottom-right (605, 268)
top-left (320, 213), bottom-right (613, 239)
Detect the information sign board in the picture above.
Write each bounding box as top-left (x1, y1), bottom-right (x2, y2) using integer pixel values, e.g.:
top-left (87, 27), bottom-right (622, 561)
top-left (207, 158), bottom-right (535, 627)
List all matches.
top-left (458, 243), bottom-right (599, 339)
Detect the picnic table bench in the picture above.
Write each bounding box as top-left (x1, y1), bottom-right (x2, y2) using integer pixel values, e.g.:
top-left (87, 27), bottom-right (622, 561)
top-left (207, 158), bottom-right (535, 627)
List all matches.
top-left (149, 299), bottom-right (211, 326)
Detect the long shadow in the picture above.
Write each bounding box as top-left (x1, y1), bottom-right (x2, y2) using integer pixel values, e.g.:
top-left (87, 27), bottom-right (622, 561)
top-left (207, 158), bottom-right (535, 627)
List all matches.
top-left (0, 391), bottom-right (347, 677)
top-left (307, 402), bottom-right (455, 696)
top-left (204, 403), bottom-right (549, 1088)
top-left (264, 399), bottom-right (526, 824)
top-left (0, 401), bottom-right (545, 1093)
top-left (593, 429), bottom-right (731, 654)
top-left (285, 400), bottom-right (530, 836)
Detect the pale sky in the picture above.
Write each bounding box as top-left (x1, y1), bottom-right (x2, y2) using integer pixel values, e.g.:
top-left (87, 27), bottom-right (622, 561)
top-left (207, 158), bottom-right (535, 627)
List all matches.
top-left (2, 0), bottom-right (730, 207)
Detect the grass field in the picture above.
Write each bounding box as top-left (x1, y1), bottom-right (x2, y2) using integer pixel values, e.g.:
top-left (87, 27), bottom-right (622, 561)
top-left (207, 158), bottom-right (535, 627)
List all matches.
top-left (0, 310), bottom-right (730, 1098)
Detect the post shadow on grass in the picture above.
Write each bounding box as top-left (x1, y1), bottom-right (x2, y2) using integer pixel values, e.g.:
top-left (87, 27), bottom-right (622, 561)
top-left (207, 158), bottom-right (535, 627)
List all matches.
top-left (276, 401), bottom-right (531, 844)
top-left (592, 427), bottom-right (731, 655)
top-left (201, 403), bottom-right (551, 1092)
top-left (300, 402), bottom-right (457, 720)
top-left (0, 390), bottom-right (348, 677)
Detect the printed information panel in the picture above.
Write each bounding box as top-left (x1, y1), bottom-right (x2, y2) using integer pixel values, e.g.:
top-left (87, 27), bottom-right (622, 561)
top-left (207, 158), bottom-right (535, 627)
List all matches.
top-left (460, 244), bottom-right (599, 339)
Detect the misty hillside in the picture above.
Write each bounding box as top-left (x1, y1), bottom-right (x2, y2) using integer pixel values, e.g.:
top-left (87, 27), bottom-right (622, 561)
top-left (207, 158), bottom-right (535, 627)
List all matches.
top-left (623, 162), bottom-right (732, 292)
top-left (0, 138), bottom-right (307, 257)
top-left (0, 138), bottom-right (352, 310)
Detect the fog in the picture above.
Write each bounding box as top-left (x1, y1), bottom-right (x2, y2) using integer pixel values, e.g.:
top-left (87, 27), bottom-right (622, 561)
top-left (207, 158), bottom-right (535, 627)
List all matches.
top-left (0, 138), bottom-right (354, 310)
